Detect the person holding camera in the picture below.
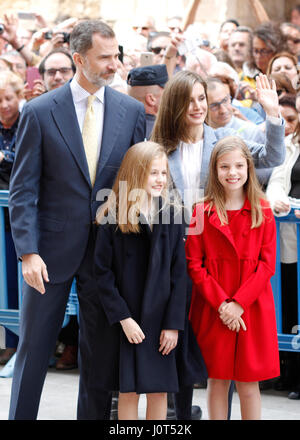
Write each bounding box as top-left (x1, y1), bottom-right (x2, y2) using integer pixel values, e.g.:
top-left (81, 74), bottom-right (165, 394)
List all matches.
top-left (0, 14), bottom-right (41, 67)
top-left (23, 48), bottom-right (76, 102)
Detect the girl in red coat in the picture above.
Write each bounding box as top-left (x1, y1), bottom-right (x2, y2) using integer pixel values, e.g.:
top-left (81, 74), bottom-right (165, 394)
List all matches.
top-left (186, 136), bottom-right (280, 420)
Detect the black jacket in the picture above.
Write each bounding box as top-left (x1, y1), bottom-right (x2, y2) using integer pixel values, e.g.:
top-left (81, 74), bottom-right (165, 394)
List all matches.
top-left (94, 203), bottom-right (188, 393)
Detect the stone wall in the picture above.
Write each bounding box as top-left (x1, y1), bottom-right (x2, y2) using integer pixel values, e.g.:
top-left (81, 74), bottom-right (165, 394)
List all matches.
top-left (0, 0), bottom-right (299, 34)
top-left (0, 0), bottom-right (101, 24)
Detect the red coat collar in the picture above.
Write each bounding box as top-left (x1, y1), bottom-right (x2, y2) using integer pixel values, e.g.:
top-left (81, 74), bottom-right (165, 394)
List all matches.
top-left (204, 197), bottom-right (251, 254)
top-left (204, 197), bottom-right (251, 215)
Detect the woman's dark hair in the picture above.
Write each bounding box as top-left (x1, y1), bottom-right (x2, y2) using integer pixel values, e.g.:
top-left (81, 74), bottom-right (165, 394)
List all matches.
top-left (267, 72), bottom-right (296, 96)
top-left (252, 21), bottom-right (285, 53)
top-left (279, 93), bottom-right (300, 140)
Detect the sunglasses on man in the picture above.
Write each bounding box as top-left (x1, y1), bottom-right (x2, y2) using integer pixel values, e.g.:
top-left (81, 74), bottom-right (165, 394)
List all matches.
top-left (150, 46), bottom-right (167, 55)
top-left (287, 37), bottom-right (300, 44)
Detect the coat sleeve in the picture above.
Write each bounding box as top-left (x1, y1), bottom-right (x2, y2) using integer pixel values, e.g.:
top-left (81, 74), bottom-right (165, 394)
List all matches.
top-left (162, 218), bottom-right (187, 331)
top-left (185, 205), bottom-right (230, 310)
top-left (131, 104), bottom-right (146, 144)
top-left (9, 103), bottom-right (42, 259)
top-left (216, 117), bottom-right (285, 169)
top-left (245, 117), bottom-right (285, 169)
top-left (266, 137), bottom-right (295, 214)
top-left (94, 225), bottom-right (132, 325)
top-left (232, 209), bottom-right (276, 310)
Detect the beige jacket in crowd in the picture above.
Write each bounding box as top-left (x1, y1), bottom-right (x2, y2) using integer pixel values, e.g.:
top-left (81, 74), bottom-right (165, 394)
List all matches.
top-left (266, 134), bottom-right (300, 264)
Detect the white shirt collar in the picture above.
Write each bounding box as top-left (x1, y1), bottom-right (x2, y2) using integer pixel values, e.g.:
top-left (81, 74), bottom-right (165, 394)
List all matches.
top-left (70, 77), bottom-right (105, 104)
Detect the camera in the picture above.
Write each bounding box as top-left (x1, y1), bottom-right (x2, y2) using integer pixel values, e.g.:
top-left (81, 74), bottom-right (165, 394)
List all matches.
top-left (0, 23), bottom-right (5, 35)
top-left (44, 31), bottom-right (53, 40)
top-left (62, 32), bottom-right (70, 43)
top-left (44, 31), bottom-right (70, 43)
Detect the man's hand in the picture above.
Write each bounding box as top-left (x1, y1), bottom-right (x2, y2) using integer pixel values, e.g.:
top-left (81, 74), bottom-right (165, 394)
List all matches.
top-left (22, 253), bottom-right (49, 294)
top-left (120, 317), bottom-right (145, 344)
top-left (159, 329), bottom-right (178, 355)
top-left (256, 74), bottom-right (279, 118)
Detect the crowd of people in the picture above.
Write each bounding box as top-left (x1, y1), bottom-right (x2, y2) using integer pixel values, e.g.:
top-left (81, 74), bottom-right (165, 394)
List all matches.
top-left (0, 0), bottom-right (300, 421)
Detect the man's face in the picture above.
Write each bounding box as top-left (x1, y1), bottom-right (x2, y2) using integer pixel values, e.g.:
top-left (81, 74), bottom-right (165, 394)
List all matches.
top-left (79, 34), bottom-right (119, 88)
top-left (291, 9), bottom-right (300, 27)
top-left (207, 83), bottom-right (233, 128)
top-left (284, 27), bottom-right (300, 56)
top-left (219, 22), bottom-right (237, 51)
top-left (228, 31), bottom-right (250, 68)
top-left (43, 53), bottom-right (74, 91)
top-left (252, 37), bottom-right (274, 74)
top-left (132, 18), bottom-right (154, 39)
top-left (149, 36), bottom-right (171, 64)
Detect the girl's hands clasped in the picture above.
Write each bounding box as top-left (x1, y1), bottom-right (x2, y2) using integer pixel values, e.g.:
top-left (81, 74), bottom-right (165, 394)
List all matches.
top-left (218, 301), bottom-right (247, 332)
top-left (159, 330), bottom-right (178, 355)
top-left (120, 318), bottom-right (145, 344)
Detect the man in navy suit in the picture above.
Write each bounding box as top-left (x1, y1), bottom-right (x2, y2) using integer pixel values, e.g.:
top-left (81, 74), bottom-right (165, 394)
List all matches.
top-left (8, 20), bottom-right (146, 420)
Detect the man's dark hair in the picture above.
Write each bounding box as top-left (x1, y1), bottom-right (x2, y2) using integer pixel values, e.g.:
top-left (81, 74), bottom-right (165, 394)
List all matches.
top-left (70, 19), bottom-right (115, 55)
top-left (220, 19), bottom-right (239, 31)
top-left (292, 5), bottom-right (300, 14)
top-left (39, 48), bottom-right (76, 76)
top-left (147, 31), bottom-right (170, 51)
top-left (281, 22), bottom-right (300, 32)
top-left (233, 25), bottom-right (253, 35)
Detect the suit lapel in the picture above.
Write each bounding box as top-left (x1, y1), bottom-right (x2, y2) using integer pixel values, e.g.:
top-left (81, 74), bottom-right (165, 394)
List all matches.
top-left (208, 210), bottom-right (237, 251)
top-left (97, 87), bottom-right (127, 177)
top-left (168, 148), bottom-right (185, 201)
top-left (200, 124), bottom-right (217, 188)
top-left (51, 83), bottom-right (91, 186)
top-left (208, 198), bottom-right (252, 253)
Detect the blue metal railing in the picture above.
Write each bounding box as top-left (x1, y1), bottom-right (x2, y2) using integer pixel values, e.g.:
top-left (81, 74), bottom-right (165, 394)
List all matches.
top-left (1, 190), bottom-right (300, 376)
top-left (0, 190), bottom-right (8, 309)
top-left (0, 190), bottom-right (79, 377)
top-left (0, 190), bottom-right (78, 337)
top-left (271, 209), bottom-right (300, 352)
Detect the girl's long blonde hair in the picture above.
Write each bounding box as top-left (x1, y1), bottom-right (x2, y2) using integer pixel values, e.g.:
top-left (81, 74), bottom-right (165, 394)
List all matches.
top-left (204, 136), bottom-right (267, 228)
top-left (96, 141), bottom-right (169, 233)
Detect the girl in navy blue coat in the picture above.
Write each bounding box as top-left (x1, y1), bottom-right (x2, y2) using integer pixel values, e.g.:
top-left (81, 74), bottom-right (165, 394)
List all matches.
top-left (94, 141), bottom-right (188, 420)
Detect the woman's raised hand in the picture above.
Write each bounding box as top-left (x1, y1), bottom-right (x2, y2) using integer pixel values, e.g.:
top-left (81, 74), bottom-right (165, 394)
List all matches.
top-left (256, 74), bottom-right (279, 118)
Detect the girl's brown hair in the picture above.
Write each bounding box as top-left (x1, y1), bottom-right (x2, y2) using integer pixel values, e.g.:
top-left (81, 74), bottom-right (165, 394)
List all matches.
top-left (96, 141), bottom-right (169, 233)
top-left (151, 70), bottom-right (207, 154)
top-left (204, 136), bottom-right (266, 228)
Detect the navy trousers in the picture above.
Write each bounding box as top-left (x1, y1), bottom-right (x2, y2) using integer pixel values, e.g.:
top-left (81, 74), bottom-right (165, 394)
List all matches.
top-left (9, 232), bottom-right (112, 420)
